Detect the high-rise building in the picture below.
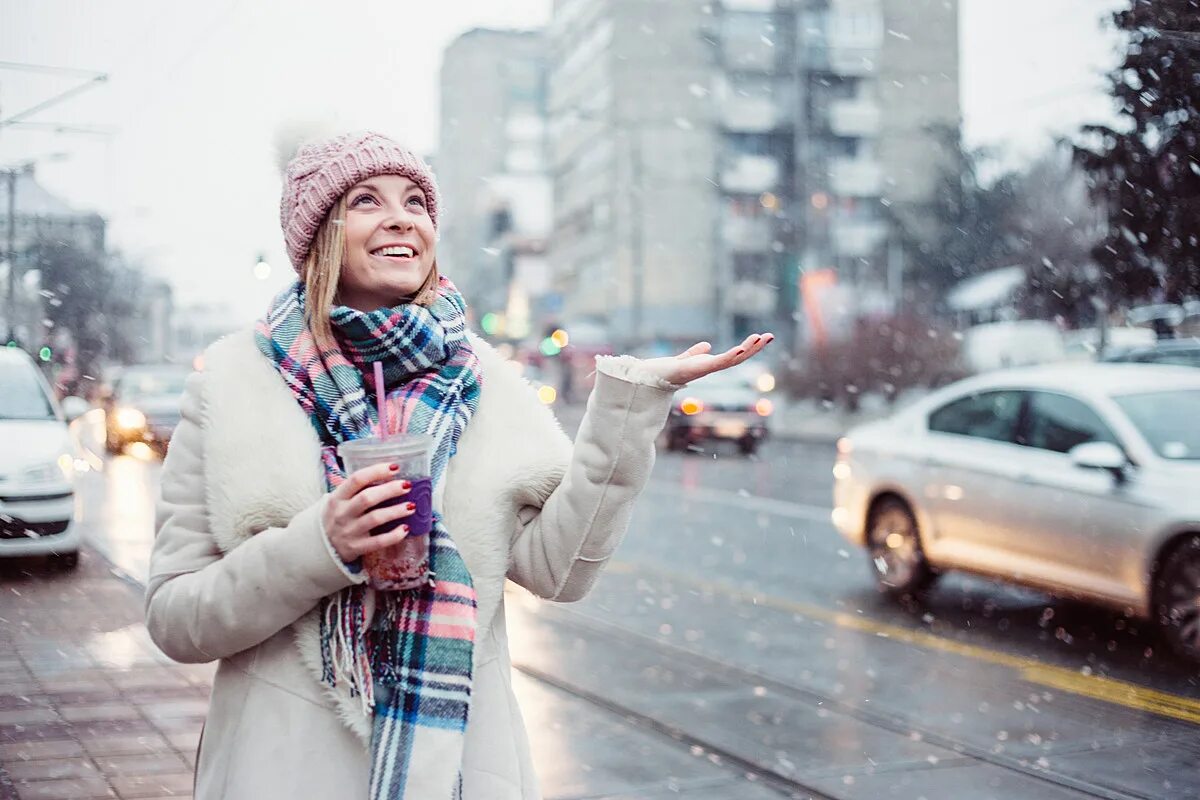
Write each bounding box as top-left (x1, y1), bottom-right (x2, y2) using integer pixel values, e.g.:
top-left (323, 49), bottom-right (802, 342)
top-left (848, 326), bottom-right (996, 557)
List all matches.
top-left (547, 0), bottom-right (720, 349)
top-left (546, 0), bottom-right (960, 349)
top-left (793, 0), bottom-right (960, 311)
top-left (438, 29), bottom-right (552, 339)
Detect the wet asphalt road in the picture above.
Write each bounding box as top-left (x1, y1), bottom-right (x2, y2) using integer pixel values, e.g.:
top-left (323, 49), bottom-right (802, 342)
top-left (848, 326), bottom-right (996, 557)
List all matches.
top-left (80, 427), bottom-right (1200, 799)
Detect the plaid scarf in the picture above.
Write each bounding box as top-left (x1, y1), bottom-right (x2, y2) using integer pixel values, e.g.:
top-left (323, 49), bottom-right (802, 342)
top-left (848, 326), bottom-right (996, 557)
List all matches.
top-left (255, 277), bottom-right (481, 800)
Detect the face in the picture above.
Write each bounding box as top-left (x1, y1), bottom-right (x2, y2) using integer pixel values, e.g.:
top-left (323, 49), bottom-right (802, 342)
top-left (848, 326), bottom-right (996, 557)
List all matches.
top-left (338, 175), bottom-right (436, 311)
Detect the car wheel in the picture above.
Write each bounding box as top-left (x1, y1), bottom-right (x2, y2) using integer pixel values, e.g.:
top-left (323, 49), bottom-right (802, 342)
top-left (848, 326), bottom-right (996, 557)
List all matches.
top-left (738, 437), bottom-right (758, 456)
top-left (49, 551), bottom-right (79, 572)
top-left (1155, 535), bottom-right (1200, 662)
top-left (867, 497), bottom-right (936, 597)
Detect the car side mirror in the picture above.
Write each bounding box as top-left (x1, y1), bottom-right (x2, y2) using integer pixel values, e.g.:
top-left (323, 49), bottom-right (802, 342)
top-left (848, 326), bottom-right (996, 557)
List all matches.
top-left (1070, 441), bottom-right (1128, 482)
top-left (61, 396), bottom-right (91, 422)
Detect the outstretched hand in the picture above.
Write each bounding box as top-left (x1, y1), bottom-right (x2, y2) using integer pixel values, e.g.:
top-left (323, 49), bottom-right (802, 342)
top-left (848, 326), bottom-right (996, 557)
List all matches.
top-left (639, 332), bottom-right (774, 387)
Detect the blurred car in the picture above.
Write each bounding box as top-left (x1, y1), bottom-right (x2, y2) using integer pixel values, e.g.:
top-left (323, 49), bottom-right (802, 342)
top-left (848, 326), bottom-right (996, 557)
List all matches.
top-left (663, 362), bottom-right (774, 455)
top-left (103, 364), bottom-right (191, 455)
top-left (1062, 326), bottom-right (1157, 362)
top-left (960, 320), bottom-right (1067, 372)
top-left (833, 364), bottom-right (1200, 661)
top-left (0, 348), bottom-right (89, 569)
top-left (1103, 337), bottom-right (1200, 368)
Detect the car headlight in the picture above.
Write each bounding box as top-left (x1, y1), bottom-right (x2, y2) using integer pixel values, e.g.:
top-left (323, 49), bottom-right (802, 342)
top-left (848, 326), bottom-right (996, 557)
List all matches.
top-left (114, 407), bottom-right (146, 431)
top-left (22, 460), bottom-right (69, 484)
top-left (755, 372), bottom-right (776, 393)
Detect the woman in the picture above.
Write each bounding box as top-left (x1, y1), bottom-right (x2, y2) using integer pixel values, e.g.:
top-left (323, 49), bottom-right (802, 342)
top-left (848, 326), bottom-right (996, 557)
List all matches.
top-left (145, 131), bottom-right (773, 800)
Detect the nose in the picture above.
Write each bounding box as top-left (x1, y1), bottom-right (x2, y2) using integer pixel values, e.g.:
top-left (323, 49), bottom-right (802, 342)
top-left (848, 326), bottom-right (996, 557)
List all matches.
top-left (382, 203), bottom-right (415, 232)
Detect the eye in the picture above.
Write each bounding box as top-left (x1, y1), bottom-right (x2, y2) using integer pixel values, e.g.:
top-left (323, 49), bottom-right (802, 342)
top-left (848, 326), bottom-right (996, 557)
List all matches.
top-left (407, 194), bottom-right (426, 208)
top-left (350, 193), bottom-right (378, 207)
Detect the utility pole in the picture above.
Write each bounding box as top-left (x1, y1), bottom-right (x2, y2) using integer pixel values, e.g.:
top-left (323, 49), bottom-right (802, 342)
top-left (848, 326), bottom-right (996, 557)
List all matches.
top-left (0, 60), bottom-right (107, 344)
top-left (628, 130), bottom-right (645, 346)
top-left (4, 166), bottom-right (21, 344)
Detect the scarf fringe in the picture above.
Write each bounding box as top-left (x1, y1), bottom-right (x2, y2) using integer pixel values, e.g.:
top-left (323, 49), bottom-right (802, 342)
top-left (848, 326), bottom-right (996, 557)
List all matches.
top-left (321, 588), bottom-right (376, 714)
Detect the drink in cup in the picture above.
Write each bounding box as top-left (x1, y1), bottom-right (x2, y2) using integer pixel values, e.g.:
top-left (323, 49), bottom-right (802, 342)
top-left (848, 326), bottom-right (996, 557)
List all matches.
top-left (337, 434), bottom-right (434, 591)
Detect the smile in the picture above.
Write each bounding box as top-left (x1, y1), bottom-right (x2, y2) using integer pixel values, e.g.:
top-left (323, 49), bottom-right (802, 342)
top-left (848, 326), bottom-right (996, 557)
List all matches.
top-left (370, 245), bottom-right (417, 259)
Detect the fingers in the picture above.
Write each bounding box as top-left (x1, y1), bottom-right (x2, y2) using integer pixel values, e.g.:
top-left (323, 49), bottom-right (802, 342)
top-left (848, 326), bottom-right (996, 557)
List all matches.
top-left (352, 499), bottom-right (417, 540)
top-left (361, 526), bottom-right (413, 555)
top-left (727, 332), bottom-right (774, 362)
top-left (337, 462), bottom-right (400, 498)
top-left (350, 477), bottom-right (412, 515)
top-left (676, 342), bottom-right (712, 359)
top-left (355, 524), bottom-right (413, 557)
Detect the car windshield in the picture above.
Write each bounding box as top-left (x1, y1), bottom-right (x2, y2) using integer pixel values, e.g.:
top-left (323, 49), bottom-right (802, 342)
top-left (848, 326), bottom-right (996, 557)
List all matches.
top-left (116, 369), bottom-right (189, 400)
top-left (1114, 390), bottom-right (1200, 460)
top-left (1149, 349), bottom-right (1200, 368)
top-left (0, 360), bottom-right (56, 420)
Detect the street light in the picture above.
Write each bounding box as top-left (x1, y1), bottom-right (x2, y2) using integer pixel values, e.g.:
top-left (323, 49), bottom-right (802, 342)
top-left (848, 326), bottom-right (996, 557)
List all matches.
top-left (253, 254), bottom-right (272, 281)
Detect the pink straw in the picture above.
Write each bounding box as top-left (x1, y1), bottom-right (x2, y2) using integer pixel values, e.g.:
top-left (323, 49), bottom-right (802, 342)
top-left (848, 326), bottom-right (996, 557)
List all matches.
top-left (373, 361), bottom-right (388, 438)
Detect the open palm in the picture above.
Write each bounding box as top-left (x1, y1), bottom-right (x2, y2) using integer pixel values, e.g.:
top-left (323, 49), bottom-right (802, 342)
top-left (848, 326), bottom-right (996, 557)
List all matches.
top-left (640, 332), bottom-right (775, 386)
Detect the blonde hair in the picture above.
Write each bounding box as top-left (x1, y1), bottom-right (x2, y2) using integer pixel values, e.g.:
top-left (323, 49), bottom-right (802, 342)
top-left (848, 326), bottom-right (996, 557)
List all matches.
top-left (301, 195), bottom-right (440, 350)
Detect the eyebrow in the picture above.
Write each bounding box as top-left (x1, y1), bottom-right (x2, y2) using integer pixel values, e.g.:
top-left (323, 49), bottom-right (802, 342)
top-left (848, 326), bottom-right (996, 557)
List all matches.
top-left (350, 179), bottom-right (421, 195)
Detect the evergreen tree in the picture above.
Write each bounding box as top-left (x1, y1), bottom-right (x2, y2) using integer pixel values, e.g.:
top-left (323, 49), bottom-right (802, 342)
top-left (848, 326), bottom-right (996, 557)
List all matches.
top-left (1076, 0), bottom-right (1200, 303)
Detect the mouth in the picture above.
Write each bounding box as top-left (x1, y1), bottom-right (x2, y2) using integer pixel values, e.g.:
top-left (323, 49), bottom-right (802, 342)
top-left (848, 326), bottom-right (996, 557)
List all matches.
top-left (370, 245), bottom-right (418, 261)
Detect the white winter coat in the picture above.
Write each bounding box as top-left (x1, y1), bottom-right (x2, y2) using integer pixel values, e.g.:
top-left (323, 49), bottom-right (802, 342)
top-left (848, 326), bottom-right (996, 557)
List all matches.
top-left (144, 329), bottom-right (679, 799)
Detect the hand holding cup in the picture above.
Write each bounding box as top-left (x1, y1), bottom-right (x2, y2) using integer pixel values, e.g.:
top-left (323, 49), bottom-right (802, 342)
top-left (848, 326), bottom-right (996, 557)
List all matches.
top-left (322, 463), bottom-right (416, 563)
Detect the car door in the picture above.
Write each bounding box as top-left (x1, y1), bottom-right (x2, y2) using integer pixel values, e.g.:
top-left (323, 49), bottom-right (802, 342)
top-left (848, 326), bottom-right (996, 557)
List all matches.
top-left (920, 389), bottom-right (1032, 562)
top-left (1006, 391), bottom-right (1152, 585)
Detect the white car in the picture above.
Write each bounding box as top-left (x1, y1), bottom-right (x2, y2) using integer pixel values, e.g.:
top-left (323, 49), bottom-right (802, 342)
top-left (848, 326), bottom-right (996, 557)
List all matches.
top-left (833, 364), bottom-right (1200, 661)
top-left (0, 348), bottom-right (89, 569)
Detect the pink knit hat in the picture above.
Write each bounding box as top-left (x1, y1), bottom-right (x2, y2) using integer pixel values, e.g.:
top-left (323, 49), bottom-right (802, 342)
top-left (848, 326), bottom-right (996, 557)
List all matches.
top-left (280, 131), bottom-right (440, 271)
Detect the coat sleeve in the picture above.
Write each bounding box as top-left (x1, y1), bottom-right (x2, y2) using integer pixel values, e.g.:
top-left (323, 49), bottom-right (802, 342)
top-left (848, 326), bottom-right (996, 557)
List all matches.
top-left (144, 371), bottom-right (364, 664)
top-left (507, 356), bottom-right (680, 602)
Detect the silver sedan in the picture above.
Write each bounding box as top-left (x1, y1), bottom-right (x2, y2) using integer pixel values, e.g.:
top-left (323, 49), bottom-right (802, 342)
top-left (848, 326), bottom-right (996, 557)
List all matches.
top-left (833, 364), bottom-right (1200, 661)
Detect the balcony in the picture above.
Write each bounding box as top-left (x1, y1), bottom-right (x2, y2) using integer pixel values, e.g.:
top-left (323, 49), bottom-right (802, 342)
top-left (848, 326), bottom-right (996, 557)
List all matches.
top-left (721, 216), bottom-right (774, 252)
top-left (831, 218), bottom-right (887, 258)
top-left (720, 95), bottom-right (785, 133)
top-left (802, 0), bottom-right (883, 76)
top-left (828, 98), bottom-right (880, 137)
top-left (828, 157), bottom-right (883, 197)
top-left (715, 75), bottom-right (791, 133)
top-left (720, 154), bottom-right (780, 194)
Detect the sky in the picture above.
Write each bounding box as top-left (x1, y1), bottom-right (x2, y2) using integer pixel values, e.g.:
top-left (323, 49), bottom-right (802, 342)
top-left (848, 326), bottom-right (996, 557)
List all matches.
top-left (1, 0), bottom-right (1127, 325)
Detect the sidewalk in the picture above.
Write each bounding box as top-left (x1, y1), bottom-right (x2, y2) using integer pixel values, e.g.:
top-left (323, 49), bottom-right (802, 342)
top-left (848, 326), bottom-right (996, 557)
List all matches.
top-left (0, 548), bottom-right (781, 800)
top-left (0, 552), bottom-right (211, 800)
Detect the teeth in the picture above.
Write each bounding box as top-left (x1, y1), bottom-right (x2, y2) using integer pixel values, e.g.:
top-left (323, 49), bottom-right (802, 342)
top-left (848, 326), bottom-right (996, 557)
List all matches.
top-left (375, 246), bottom-right (415, 257)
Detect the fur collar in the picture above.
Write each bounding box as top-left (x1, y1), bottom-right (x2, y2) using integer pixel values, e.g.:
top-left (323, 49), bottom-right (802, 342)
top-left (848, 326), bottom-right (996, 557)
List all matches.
top-left (197, 328), bottom-right (572, 742)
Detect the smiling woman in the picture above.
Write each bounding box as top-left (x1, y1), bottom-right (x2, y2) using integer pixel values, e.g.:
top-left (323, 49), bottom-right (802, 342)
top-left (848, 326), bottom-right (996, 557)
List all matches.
top-left (144, 130), bottom-right (772, 800)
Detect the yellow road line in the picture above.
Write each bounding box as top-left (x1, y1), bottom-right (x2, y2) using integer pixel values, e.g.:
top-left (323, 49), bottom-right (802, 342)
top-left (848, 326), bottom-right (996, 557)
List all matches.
top-left (607, 559), bottom-right (1200, 726)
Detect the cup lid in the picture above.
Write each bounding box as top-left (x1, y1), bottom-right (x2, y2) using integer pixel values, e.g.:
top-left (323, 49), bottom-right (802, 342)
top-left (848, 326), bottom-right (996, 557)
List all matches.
top-left (337, 433), bottom-right (433, 458)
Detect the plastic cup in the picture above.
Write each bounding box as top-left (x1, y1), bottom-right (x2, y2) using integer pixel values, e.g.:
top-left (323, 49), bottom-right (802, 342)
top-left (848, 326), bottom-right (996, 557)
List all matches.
top-left (337, 434), bottom-right (434, 591)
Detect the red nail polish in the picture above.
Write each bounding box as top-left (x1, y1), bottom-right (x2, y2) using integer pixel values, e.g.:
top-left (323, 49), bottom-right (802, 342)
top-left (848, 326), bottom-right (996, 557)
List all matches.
top-left (388, 464), bottom-right (399, 471)
top-left (406, 502), bottom-right (416, 511)
top-left (402, 480), bottom-right (412, 489)
top-left (736, 349), bottom-right (745, 355)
